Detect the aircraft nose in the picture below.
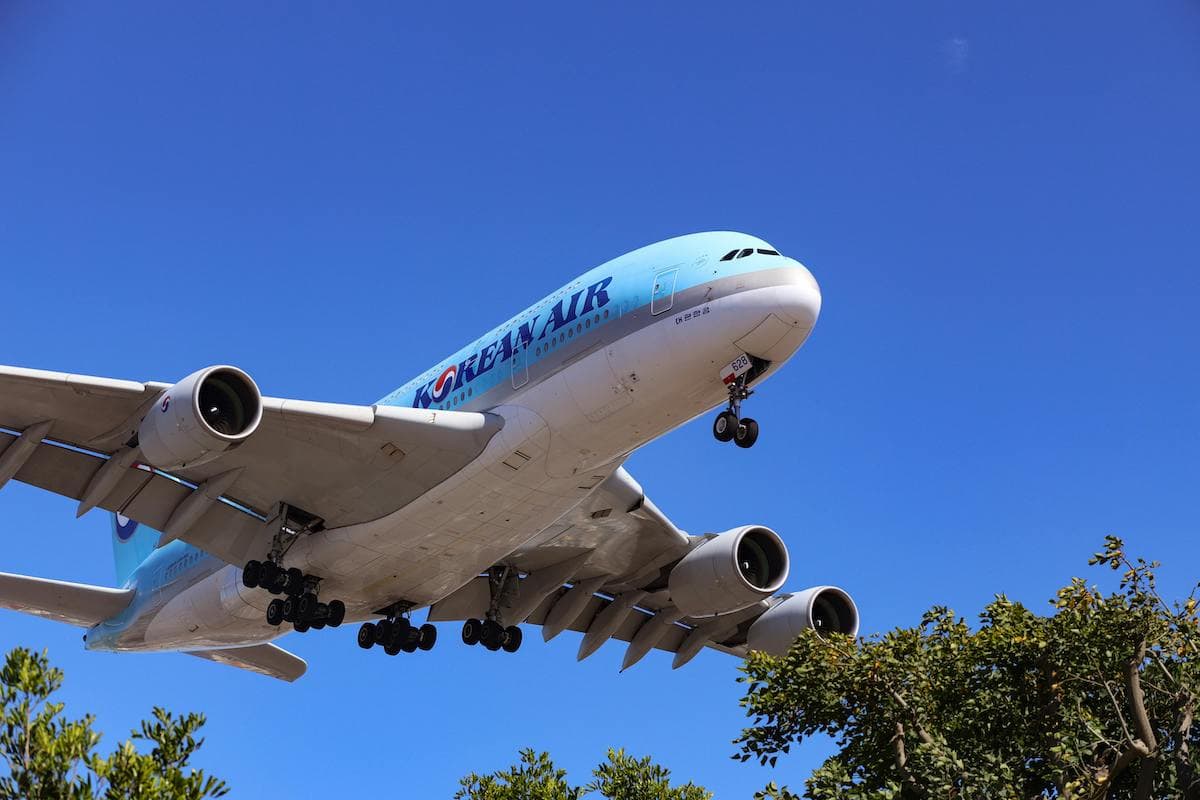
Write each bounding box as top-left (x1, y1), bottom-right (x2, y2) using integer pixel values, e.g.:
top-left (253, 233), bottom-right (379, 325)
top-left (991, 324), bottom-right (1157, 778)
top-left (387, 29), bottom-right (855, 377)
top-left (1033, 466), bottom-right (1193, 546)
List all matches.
top-left (774, 260), bottom-right (822, 330)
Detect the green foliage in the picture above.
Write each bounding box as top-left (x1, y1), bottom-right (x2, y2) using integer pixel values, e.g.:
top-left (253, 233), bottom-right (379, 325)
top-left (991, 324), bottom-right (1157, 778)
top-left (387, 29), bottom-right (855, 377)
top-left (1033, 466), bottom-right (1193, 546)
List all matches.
top-left (455, 748), bottom-right (581, 800)
top-left (736, 536), bottom-right (1200, 799)
top-left (586, 748), bottom-right (711, 800)
top-left (0, 648), bottom-right (100, 800)
top-left (456, 747), bottom-right (712, 800)
top-left (0, 648), bottom-right (227, 799)
top-left (91, 708), bottom-right (228, 799)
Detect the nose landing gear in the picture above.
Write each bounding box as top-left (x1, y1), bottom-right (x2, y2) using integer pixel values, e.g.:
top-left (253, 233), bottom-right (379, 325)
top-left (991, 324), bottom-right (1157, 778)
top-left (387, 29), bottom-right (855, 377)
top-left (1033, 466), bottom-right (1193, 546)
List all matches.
top-left (713, 373), bottom-right (760, 449)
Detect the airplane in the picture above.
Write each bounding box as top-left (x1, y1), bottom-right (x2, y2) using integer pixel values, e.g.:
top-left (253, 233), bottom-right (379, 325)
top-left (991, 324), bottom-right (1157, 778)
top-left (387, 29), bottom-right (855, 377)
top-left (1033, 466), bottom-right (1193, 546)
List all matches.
top-left (0, 231), bottom-right (858, 682)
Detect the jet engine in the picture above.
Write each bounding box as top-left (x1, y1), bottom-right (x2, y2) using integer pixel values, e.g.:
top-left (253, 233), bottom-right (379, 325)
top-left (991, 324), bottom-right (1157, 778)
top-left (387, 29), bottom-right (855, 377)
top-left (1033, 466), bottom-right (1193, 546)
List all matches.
top-left (745, 586), bottom-right (859, 655)
top-left (138, 365), bottom-right (263, 470)
top-left (668, 526), bottom-right (789, 618)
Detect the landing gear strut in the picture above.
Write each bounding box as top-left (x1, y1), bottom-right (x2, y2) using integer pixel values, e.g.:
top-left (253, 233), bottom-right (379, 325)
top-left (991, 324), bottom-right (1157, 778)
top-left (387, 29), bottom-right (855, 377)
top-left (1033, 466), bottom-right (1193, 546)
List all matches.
top-left (241, 503), bottom-right (346, 633)
top-left (713, 372), bottom-right (759, 449)
top-left (461, 565), bottom-right (523, 653)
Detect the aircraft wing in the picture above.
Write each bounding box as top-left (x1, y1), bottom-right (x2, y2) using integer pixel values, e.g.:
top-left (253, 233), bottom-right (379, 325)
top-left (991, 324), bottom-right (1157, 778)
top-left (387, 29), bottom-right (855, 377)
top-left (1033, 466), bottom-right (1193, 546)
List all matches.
top-left (0, 365), bottom-right (503, 566)
top-left (428, 466), bottom-right (792, 669)
top-left (186, 643), bottom-right (307, 682)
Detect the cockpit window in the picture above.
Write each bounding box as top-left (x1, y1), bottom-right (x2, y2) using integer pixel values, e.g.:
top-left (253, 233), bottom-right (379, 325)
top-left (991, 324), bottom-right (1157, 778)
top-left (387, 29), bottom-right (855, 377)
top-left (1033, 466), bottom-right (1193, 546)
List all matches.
top-left (720, 249), bottom-right (738, 261)
top-left (757, 248), bottom-right (781, 256)
top-left (736, 248), bottom-right (754, 259)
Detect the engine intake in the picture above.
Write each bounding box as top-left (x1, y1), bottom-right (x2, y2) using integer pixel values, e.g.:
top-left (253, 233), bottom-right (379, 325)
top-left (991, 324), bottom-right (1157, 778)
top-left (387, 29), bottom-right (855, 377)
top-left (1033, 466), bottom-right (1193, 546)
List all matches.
top-left (668, 526), bottom-right (789, 618)
top-left (746, 586), bottom-right (859, 656)
top-left (138, 365), bottom-right (262, 470)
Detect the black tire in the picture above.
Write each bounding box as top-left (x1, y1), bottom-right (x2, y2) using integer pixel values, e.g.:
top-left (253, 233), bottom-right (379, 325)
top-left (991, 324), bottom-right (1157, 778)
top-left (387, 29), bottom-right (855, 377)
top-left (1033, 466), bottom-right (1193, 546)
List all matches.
top-left (284, 568), bottom-right (305, 596)
top-left (259, 562), bottom-right (281, 594)
top-left (734, 418), bottom-right (759, 449)
top-left (418, 623), bottom-right (437, 651)
top-left (281, 597), bottom-right (296, 623)
top-left (357, 623), bottom-right (375, 649)
top-left (384, 641), bottom-right (402, 656)
top-left (294, 620), bottom-right (310, 633)
top-left (713, 410), bottom-right (737, 442)
top-left (311, 618), bottom-right (326, 631)
top-left (297, 593), bottom-right (318, 620)
top-left (462, 618), bottom-right (482, 646)
top-left (327, 600), bottom-right (346, 628)
top-left (502, 626), bottom-right (523, 653)
top-left (481, 620), bottom-right (504, 651)
top-left (242, 560), bottom-right (262, 589)
top-left (375, 620), bottom-right (393, 645)
top-left (266, 599), bottom-right (285, 626)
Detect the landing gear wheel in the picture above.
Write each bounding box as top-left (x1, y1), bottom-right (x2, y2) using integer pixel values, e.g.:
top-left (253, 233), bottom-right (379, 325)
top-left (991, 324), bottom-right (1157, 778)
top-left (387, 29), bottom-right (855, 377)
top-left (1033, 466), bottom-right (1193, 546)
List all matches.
top-left (297, 593), bottom-right (318, 620)
top-left (713, 410), bottom-right (738, 442)
top-left (357, 623), bottom-right (375, 649)
top-left (294, 619), bottom-right (310, 633)
top-left (375, 620), bottom-right (394, 646)
top-left (283, 568), bottom-right (305, 596)
top-left (281, 597), bottom-right (297, 623)
top-left (327, 600), bottom-right (346, 628)
top-left (259, 562), bottom-right (281, 594)
top-left (242, 560), bottom-right (262, 588)
top-left (311, 618), bottom-right (326, 631)
top-left (502, 626), bottom-right (523, 653)
top-left (481, 620), bottom-right (504, 651)
top-left (418, 623), bottom-right (437, 651)
top-left (266, 598), bottom-right (285, 626)
top-left (384, 641), bottom-right (402, 656)
top-left (462, 618), bottom-right (482, 646)
top-left (734, 418), bottom-right (759, 449)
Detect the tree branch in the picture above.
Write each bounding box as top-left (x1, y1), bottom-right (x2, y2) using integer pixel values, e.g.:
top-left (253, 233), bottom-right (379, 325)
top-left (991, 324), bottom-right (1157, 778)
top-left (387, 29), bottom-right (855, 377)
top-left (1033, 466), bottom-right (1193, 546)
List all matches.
top-left (1125, 639), bottom-right (1158, 800)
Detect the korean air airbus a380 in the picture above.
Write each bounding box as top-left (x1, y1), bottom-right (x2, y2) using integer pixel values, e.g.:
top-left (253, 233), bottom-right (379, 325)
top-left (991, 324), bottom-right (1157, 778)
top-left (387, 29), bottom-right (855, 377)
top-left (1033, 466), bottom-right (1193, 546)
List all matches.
top-left (0, 232), bottom-right (856, 681)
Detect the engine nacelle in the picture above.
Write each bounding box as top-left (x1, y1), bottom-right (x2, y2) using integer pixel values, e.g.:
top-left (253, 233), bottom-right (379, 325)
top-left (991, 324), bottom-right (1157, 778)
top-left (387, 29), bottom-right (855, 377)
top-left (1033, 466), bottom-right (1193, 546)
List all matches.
top-left (668, 526), bottom-right (789, 618)
top-left (138, 365), bottom-right (262, 470)
top-left (745, 586), bottom-right (859, 655)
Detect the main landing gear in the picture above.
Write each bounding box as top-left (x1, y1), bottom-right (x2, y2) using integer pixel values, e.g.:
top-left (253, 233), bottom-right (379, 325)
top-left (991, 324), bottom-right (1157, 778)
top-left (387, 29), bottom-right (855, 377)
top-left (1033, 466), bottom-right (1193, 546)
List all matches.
top-left (462, 618), bottom-right (522, 653)
top-left (713, 372), bottom-right (759, 449)
top-left (244, 560), bottom-right (347, 633)
top-left (357, 613), bottom-right (437, 656)
top-left (461, 565), bottom-right (523, 653)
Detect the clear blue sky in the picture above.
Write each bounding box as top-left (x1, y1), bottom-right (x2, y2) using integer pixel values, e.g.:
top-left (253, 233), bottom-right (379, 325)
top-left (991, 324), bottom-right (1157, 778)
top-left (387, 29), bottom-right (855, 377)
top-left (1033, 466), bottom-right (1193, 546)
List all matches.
top-left (1, 3), bottom-right (1198, 795)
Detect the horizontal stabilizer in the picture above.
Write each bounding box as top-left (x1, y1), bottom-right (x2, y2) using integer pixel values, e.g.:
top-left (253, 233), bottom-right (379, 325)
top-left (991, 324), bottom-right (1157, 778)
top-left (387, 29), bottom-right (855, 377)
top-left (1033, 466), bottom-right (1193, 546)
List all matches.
top-left (0, 572), bottom-right (134, 627)
top-left (186, 643), bottom-right (307, 682)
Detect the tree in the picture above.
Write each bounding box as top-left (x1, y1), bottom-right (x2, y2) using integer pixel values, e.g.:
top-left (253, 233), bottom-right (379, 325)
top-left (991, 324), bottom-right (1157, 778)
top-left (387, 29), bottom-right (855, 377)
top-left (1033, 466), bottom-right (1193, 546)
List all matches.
top-left (736, 536), bottom-right (1200, 799)
top-left (456, 747), bottom-right (711, 800)
top-left (0, 647), bottom-right (227, 799)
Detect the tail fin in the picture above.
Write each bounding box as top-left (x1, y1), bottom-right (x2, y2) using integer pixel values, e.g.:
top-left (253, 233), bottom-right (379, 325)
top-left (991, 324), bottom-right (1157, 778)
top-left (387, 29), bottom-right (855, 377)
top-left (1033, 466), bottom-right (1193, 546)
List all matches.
top-left (111, 513), bottom-right (158, 586)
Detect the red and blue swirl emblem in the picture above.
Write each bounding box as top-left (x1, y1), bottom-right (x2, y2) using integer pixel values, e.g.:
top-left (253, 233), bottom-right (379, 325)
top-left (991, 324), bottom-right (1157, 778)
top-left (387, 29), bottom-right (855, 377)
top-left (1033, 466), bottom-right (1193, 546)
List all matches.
top-left (430, 365), bottom-right (457, 403)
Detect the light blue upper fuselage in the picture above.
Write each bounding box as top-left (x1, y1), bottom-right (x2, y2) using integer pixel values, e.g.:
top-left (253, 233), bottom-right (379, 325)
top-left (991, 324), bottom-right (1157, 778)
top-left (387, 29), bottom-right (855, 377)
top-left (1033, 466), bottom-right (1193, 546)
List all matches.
top-left (90, 231), bottom-right (787, 650)
top-left (377, 231), bottom-right (779, 412)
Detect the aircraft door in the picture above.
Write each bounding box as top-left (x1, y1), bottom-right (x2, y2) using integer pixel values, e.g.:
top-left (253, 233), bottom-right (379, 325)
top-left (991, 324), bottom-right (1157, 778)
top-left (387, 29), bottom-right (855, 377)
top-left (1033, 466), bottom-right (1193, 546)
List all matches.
top-left (511, 343), bottom-right (529, 389)
top-left (651, 267), bottom-right (679, 315)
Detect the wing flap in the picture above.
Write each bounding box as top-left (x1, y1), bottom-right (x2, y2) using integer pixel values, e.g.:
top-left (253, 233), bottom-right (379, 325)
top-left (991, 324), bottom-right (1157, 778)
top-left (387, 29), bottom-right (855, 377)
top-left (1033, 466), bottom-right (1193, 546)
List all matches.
top-left (3, 432), bottom-right (268, 567)
top-left (0, 572), bottom-right (134, 627)
top-left (186, 643), bottom-right (307, 682)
